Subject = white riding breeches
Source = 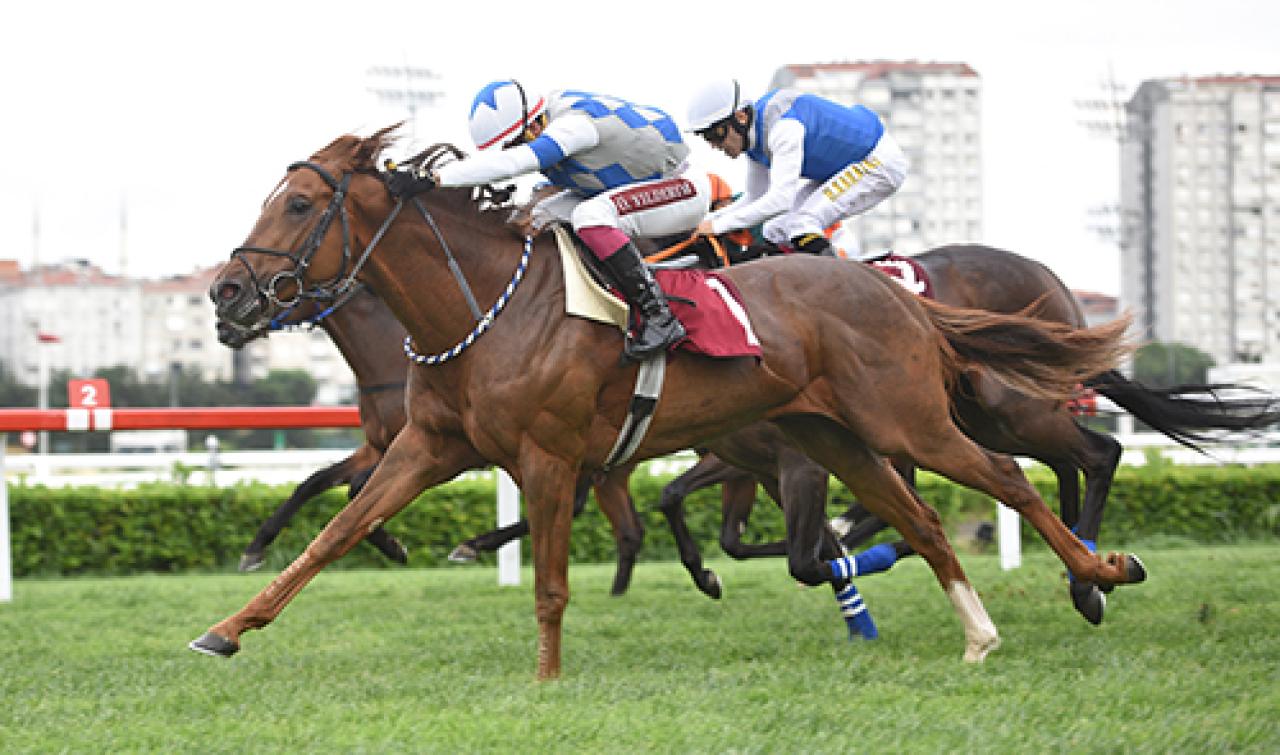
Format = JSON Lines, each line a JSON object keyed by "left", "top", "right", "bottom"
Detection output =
{"left": 761, "top": 132, "right": 910, "bottom": 246}
{"left": 538, "top": 169, "right": 713, "bottom": 240}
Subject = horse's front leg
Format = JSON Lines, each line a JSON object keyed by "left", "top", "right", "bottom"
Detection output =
{"left": 590, "top": 465, "right": 645, "bottom": 597}
{"left": 190, "top": 425, "right": 481, "bottom": 657}
{"left": 518, "top": 445, "right": 581, "bottom": 681}
{"left": 719, "top": 476, "right": 789, "bottom": 558}
{"left": 656, "top": 453, "right": 751, "bottom": 599}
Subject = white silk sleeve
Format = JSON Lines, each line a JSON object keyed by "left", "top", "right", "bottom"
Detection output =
{"left": 708, "top": 119, "right": 807, "bottom": 234}
{"left": 435, "top": 145, "right": 542, "bottom": 188}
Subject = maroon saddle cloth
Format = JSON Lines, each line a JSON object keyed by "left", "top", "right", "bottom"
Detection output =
{"left": 649, "top": 269, "right": 763, "bottom": 360}
{"left": 865, "top": 253, "right": 934, "bottom": 299}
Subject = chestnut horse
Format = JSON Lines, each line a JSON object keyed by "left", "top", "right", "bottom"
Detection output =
{"left": 641, "top": 244, "right": 1280, "bottom": 620}
{"left": 215, "top": 285, "right": 410, "bottom": 571}
{"left": 199, "top": 126, "right": 1145, "bottom": 677}
{"left": 215, "top": 285, "right": 646, "bottom": 590}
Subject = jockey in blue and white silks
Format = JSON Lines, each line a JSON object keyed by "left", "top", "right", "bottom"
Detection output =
{"left": 687, "top": 79, "right": 909, "bottom": 256}
{"left": 389, "top": 80, "right": 715, "bottom": 362}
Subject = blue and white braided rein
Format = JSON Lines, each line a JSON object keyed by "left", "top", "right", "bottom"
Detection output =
{"left": 403, "top": 235, "right": 533, "bottom": 366}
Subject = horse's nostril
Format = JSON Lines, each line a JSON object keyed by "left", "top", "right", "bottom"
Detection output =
{"left": 216, "top": 282, "right": 241, "bottom": 302}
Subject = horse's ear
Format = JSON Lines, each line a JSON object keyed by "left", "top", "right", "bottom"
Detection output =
{"left": 357, "top": 122, "right": 405, "bottom": 170}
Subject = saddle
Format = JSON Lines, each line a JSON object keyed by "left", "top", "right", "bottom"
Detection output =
{"left": 552, "top": 225, "right": 762, "bottom": 360}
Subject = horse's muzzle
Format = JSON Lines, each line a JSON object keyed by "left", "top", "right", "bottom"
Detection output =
{"left": 209, "top": 278, "right": 267, "bottom": 330}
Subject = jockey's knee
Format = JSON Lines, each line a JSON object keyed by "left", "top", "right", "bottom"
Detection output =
{"left": 761, "top": 217, "right": 790, "bottom": 247}
{"left": 569, "top": 196, "right": 621, "bottom": 232}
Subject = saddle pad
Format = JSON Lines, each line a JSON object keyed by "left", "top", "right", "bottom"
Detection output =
{"left": 553, "top": 225, "right": 628, "bottom": 330}
{"left": 555, "top": 226, "right": 761, "bottom": 359}
{"left": 867, "top": 254, "right": 934, "bottom": 299}
{"left": 655, "top": 269, "right": 763, "bottom": 359}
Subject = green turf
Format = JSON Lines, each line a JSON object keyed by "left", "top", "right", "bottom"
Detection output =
{"left": 1, "top": 544, "right": 1277, "bottom": 753}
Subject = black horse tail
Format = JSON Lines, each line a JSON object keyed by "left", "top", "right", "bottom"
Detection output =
{"left": 1086, "top": 369, "right": 1280, "bottom": 453}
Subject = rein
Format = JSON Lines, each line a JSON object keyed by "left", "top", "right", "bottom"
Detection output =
{"left": 402, "top": 234, "right": 533, "bottom": 366}
{"left": 231, "top": 157, "right": 529, "bottom": 369}
{"left": 644, "top": 233, "right": 730, "bottom": 267}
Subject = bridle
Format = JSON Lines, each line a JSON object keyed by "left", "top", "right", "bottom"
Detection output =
{"left": 229, "top": 160, "right": 383, "bottom": 310}
{"left": 227, "top": 153, "right": 530, "bottom": 366}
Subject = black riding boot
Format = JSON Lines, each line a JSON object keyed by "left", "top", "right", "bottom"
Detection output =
{"left": 601, "top": 241, "right": 686, "bottom": 362}
{"left": 792, "top": 232, "right": 836, "bottom": 257}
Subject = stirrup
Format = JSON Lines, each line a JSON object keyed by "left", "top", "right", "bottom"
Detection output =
{"left": 622, "top": 317, "right": 685, "bottom": 363}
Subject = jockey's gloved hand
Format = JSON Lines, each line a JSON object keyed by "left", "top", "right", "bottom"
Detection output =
{"left": 385, "top": 166, "right": 436, "bottom": 198}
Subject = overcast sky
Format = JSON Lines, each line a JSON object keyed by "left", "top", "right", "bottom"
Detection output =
{"left": 3, "top": 0, "right": 1277, "bottom": 296}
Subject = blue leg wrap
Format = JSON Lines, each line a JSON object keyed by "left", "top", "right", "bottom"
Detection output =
{"left": 1068, "top": 528, "right": 1098, "bottom": 583}
{"left": 836, "top": 582, "right": 878, "bottom": 640}
{"left": 828, "top": 542, "right": 900, "bottom": 580}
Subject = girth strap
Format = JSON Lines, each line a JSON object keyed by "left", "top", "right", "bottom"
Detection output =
{"left": 602, "top": 354, "right": 666, "bottom": 470}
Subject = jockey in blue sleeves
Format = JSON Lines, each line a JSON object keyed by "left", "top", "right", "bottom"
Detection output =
{"left": 387, "top": 80, "right": 714, "bottom": 362}
{"left": 687, "top": 79, "right": 909, "bottom": 256}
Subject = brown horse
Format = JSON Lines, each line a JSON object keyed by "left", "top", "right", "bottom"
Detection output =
{"left": 199, "top": 126, "right": 1145, "bottom": 678}
{"left": 215, "top": 285, "right": 410, "bottom": 571}
{"left": 216, "top": 284, "right": 649, "bottom": 592}
{"left": 643, "top": 244, "right": 1280, "bottom": 621}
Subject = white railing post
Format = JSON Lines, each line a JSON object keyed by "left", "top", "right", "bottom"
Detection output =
{"left": 1, "top": 434, "right": 11, "bottom": 602}
{"left": 997, "top": 502, "right": 1021, "bottom": 570}
{"left": 496, "top": 469, "right": 521, "bottom": 586}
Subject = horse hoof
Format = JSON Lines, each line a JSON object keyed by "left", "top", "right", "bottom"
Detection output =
{"left": 1125, "top": 554, "right": 1147, "bottom": 584}
{"left": 699, "top": 570, "right": 723, "bottom": 600}
{"left": 238, "top": 552, "right": 265, "bottom": 572}
{"left": 963, "top": 633, "right": 1001, "bottom": 663}
{"left": 188, "top": 631, "right": 239, "bottom": 658}
{"left": 448, "top": 544, "right": 478, "bottom": 563}
{"left": 1071, "top": 582, "right": 1106, "bottom": 626}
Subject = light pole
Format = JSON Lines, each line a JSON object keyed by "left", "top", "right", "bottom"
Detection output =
{"left": 35, "top": 330, "right": 60, "bottom": 457}
{"left": 366, "top": 63, "right": 444, "bottom": 139}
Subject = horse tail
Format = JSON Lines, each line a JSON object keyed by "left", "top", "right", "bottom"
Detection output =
{"left": 918, "top": 297, "right": 1133, "bottom": 402}
{"left": 1087, "top": 370, "right": 1280, "bottom": 452}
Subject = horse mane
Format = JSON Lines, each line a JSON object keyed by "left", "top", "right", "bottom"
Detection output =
{"left": 306, "top": 124, "right": 516, "bottom": 221}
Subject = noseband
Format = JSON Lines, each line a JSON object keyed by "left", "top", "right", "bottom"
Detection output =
{"left": 229, "top": 161, "right": 374, "bottom": 309}
{"left": 227, "top": 155, "right": 525, "bottom": 366}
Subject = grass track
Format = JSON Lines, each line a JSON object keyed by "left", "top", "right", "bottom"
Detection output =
{"left": 1, "top": 544, "right": 1277, "bottom": 753}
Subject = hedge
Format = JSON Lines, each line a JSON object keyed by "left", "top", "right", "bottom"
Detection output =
{"left": 7, "top": 463, "right": 1280, "bottom": 577}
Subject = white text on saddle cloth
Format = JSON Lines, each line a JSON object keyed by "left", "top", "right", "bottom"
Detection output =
{"left": 869, "top": 259, "right": 927, "bottom": 296}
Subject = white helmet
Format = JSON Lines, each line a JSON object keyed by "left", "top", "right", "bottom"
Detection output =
{"left": 686, "top": 79, "right": 746, "bottom": 132}
{"left": 467, "top": 80, "right": 546, "bottom": 151}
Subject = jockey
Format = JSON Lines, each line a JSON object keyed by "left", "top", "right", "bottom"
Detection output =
{"left": 386, "top": 80, "right": 713, "bottom": 363}
{"left": 686, "top": 79, "right": 909, "bottom": 256}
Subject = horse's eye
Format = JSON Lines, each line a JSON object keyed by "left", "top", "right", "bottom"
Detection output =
{"left": 287, "top": 196, "right": 312, "bottom": 215}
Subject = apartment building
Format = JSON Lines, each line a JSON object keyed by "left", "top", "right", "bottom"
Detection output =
{"left": 1121, "top": 75, "right": 1280, "bottom": 364}
{"left": 769, "top": 60, "right": 983, "bottom": 257}
{"left": 0, "top": 260, "right": 355, "bottom": 404}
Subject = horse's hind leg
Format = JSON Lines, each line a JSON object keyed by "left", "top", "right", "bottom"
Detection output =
{"left": 774, "top": 416, "right": 999, "bottom": 662}
{"left": 909, "top": 424, "right": 1145, "bottom": 590}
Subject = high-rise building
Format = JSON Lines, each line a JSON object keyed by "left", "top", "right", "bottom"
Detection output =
{"left": 768, "top": 60, "right": 983, "bottom": 256}
{"left": 1121, "top": 75, "right": 1280, "bottom": 364}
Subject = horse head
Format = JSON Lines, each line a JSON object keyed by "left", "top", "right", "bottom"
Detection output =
{"left": 209, "top": 125, "right": 403, "bottom": 332}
